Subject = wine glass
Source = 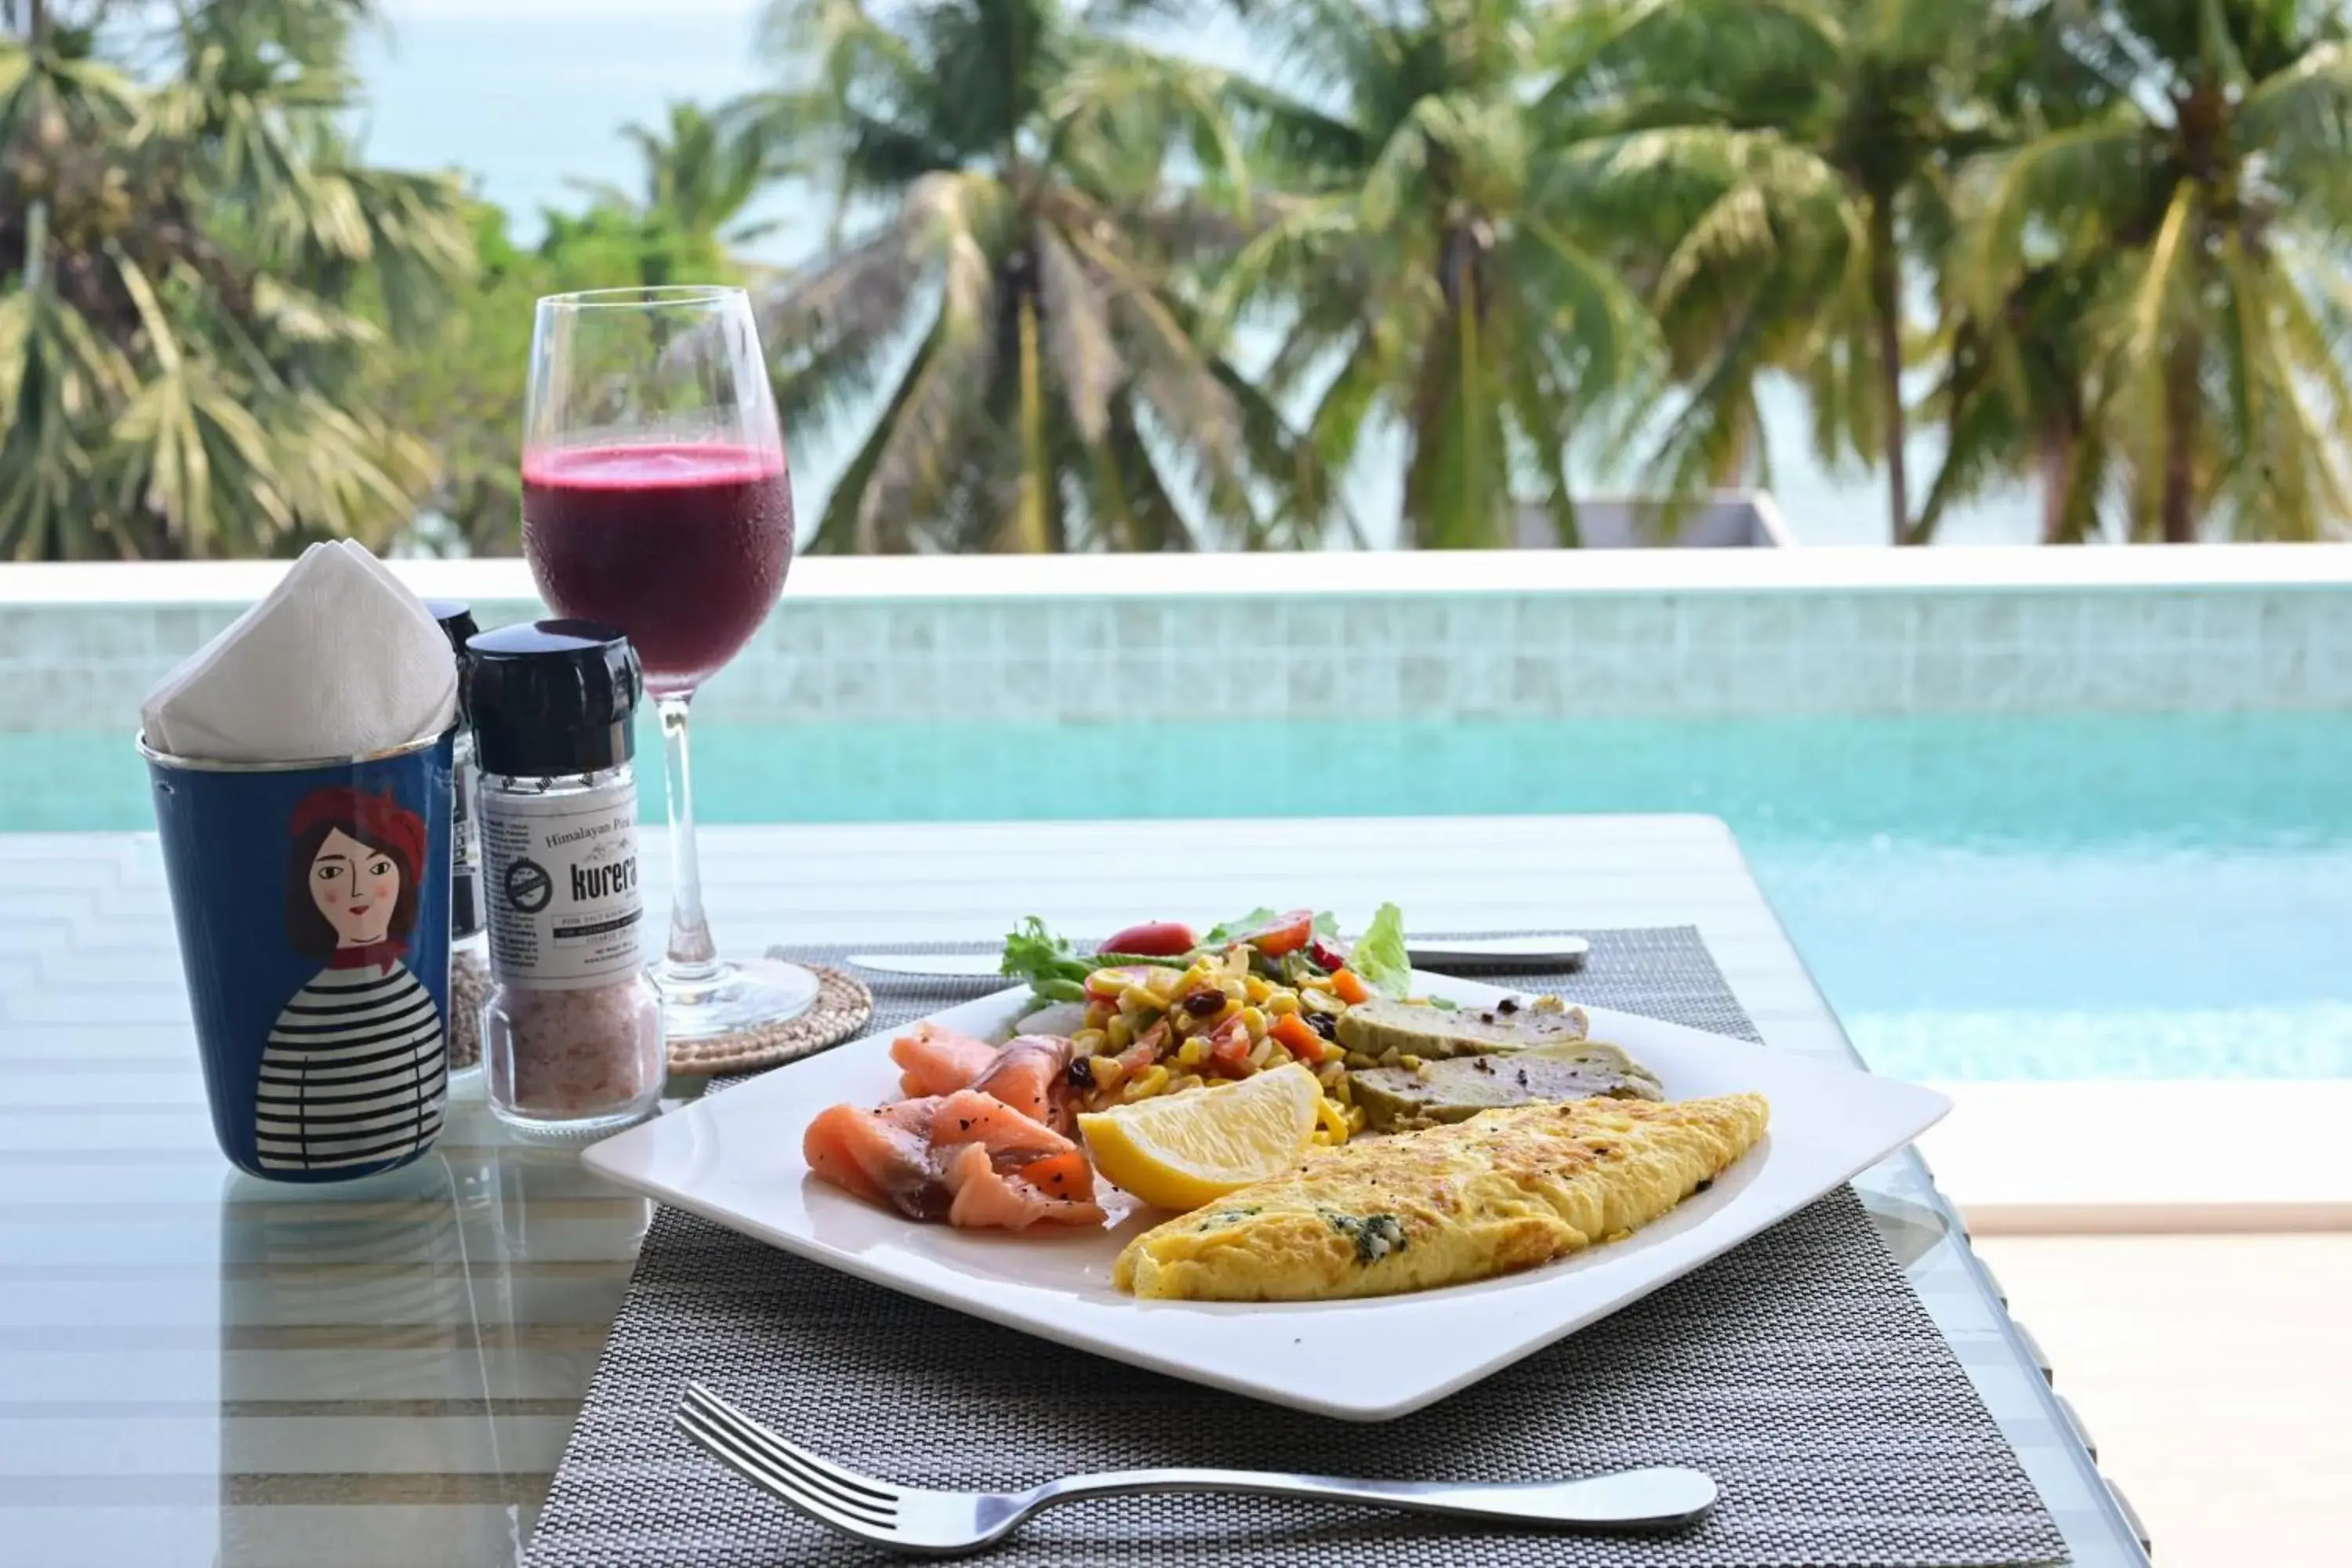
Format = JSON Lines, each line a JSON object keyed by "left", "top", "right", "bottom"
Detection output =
{"left": 521, "top": 285, "right": 817, "bottom": 1037}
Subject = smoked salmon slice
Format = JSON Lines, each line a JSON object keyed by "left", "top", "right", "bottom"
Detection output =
{"left": 970, "top": 1035, "right": 1081, "bottom": 1136}
{"left": 942, "top": 1142, "right": 1107, "bottom": 1230}
{"left": 930, "top": 1088, "right": 1075, "bottom": 1166}
{"left": 805, "top": 1038, "right": 1104, "bottom": 1231}
{"left": 802, "top": 1098, "right": 951, "bottom": 1221}
{"left": 890, "top": 1023, "right": 1001, "bottom": 1098}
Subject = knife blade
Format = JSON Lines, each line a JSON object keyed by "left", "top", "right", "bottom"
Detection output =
{"left": 848, "top": 935, "right": 1589, "bottom": 979}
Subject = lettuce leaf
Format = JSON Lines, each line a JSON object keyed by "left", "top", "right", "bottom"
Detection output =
{"left": 1203, "top": 908, "right": 1279, "bottom": 945}
{"left": 1000, "top": 916, "right": 1091, "bottom": 1002}
{"left": 1349, "top": 902, "right": 1412, "bottom": 997}
{"left": 1203, "top": 907, "right": 1341, "bottom": 946}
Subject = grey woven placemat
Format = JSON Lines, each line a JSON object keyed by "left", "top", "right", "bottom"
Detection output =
{"left": 529, "top": 928, "right": 2065, "bottom": 1568}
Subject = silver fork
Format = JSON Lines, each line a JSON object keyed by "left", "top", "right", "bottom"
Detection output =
{"left": 676, "top": 1381, "right": 1717, "bottom": 1557}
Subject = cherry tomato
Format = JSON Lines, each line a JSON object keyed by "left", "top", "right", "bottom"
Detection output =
{"left": 1240, "top": 909, "right": 1315, "bottom": 957}
{"left": 1099, "top": 920, "right": 1198, "bottom": 956}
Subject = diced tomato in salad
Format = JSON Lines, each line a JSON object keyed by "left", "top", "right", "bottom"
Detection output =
{"left": 1116, "top": 1018, "right": 1172, "bottom": 1076}
{"left": 1206, "top": 1015, "right": 1254, "bottom": 1075}
{"left": 1239, "top": 909, "right": 1316, "bottom": 957}
{"left": 1098, "top": 920, "right": 1197, "bottom": 957}
{"left": 1306, "top": 936, "right": 1351, "bottom": 973}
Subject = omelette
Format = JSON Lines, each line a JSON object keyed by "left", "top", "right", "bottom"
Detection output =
{"left": 1112, "top": 1094, "right": 1768, "bottom": 1301}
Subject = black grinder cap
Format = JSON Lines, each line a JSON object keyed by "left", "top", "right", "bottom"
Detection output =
{"left": 464, "top": 619, "right": 641, "bottom": 778}
{"left": 423, "top": 599, "right": 481, "bottom": 724}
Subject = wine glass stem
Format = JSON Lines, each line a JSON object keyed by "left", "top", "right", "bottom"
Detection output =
{"left": 655, "top": 692, "right": 720, "bottom": 982}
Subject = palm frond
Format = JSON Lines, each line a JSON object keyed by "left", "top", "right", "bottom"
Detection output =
{"left": 806, "top": 332, "right": 932, "bottom": 554}
{"left": 1958, "top": 111, "right": 2154, "bottom": 309}
{"left": 762, "top": 0, "right": 930, "bottom": 101}
{"left": 262, "top": 390, "right": 429, "bottom": 548}
{"left": 1033, "top": 220, "right": 1123, "bottom": 446}
{"left": 2114, "top": 182, "right": 2198, "bottom": 401}
{"left": 757, "top": 175, "right": 987, "bottom": 442}
{"left": 849, "top": 172, "right": 1008, "bottom": 549}
{"left": 2210, "top": 232, "right": 2351, "bottom": 539}
{"left": 1051, "top": 42, "right": 1254, "bottom": 205}
{"left": 2241, "top": 40, "right": 2352, "bottom": 225}
{"left": 1098, "top": 396, "right": 1199, "bottom": 551}
{"left": 1204, "top": 194, "right": 1363, "bottom": 333}
{"left": 1640, "top": 295, "right": 1776, "bottom": 498}
{"left": 336, "top": 165, "right": 474, "bottom": 335}
{"left": 1512, "top": 217, "right": 1661, "bottom": 405}
{"left": 1058, "top": 218, "right": 1243, "bottom": 469}
{"left": 0, "top": 292, "right": 120, "bottom": 559}
{"left": 1356, "top": 116, "right": 1430, "bottom": 234}
{"left": 1215, "top": 361, "right": 1353, "bottom": 548}
{"left": 1303, "top": 322, "right": 1390, "bottom": 478}
{"left": 760, "top": 213, "right": 929, "bottom": 351}
{"left": 1501, "top": 322, "right": 1582, "bottom": 546}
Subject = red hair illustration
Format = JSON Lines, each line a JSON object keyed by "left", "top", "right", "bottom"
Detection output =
{"left": 285, "top": 786, "right": 428, "bottom": 963}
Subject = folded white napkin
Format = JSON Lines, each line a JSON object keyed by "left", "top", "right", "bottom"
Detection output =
{"left": 141, "top": 541, "right": 461, "bottom": 763}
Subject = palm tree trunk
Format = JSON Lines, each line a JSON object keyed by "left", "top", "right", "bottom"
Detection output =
{"left": 2038, "top": 427, "right": 2074, "bottom": 544}
{"left": 2160, "top": 332, "right": 2198, "bottom": 543}
{"left": 23, "top": 0, "right": 45, "bottom": 294}
{"left": 1867, "top": 194, "right": 1911, "bottom": 546}
{"left": 1011, "top": 295, "right": 1051, "bottom": 554}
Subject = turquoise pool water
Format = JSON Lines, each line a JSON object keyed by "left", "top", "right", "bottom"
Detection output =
{"left": 20, "top": 713, "right": 2350, "bottom": 1080}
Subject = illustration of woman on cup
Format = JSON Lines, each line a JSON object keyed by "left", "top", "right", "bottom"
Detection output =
{"left": 254, "top": 786, "right": 448, "bottom": 1172}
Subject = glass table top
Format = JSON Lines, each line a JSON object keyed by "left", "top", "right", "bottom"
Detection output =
{"left": 0, "top": 821, "right": 2148, "bottom": 1566}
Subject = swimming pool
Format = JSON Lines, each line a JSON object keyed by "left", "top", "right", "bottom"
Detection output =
{"left": 18, "top": 711, "right": 2348, "bottom": 1081}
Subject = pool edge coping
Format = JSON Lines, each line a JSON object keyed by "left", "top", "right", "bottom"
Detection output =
{"left": 9, "top": 542, "right": 2352, "bottom": 605}
{"left": 1926, "top": 1080, "right": 2352, "bottom": 1230}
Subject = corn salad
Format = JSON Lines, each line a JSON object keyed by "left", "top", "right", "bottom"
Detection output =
{"left": 1069, "top": 946, "right": 1367, "bottom": 1144}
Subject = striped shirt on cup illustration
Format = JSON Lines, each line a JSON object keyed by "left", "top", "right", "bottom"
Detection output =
{"left": 256, "top": 786, "right": 448, "bottom": 1171}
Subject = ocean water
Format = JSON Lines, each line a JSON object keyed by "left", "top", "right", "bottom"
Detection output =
{"left": 31, "top": 711, "right": 2352, "bottom": 1080}
{"left": 354, "top": 2, "right": 2042, "bottom": 547}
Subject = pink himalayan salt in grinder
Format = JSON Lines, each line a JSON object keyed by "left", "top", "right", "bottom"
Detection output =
{"left": 464, "top": 619, "right": 665, "bottom": 1134}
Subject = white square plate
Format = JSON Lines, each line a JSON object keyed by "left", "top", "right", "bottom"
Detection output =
{"left": 583, "top": 975, "right": 1950, "bottom": 1421}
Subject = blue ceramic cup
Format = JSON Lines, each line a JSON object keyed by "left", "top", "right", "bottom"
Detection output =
{"left": 143, "top": 731, "right": 456, "bottom": 1181}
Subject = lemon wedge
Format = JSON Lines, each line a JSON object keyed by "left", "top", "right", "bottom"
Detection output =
{"left": 1078, "top": 1064, "right": 1322, "bottom": 1210}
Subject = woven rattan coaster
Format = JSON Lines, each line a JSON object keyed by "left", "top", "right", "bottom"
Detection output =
{"left": 665, "top": 964, "right": 874, "bottom": 1076}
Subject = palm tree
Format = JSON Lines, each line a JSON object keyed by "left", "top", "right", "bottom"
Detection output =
{"left": 1915, "top": 258, "right": 2114, "bottom": 543}
{"left": 1558, "top": 0, "right": 1997, "bottom": 543}
{"left": 1210, "top": 0, "right": 1659, "bottom": 548}
{"left": 1911, "top": 8, "right": 2122, "bottom": 544}
{"left": 741, "top": 0, "right": 1339, "bottom": 554}
{"left": 0, "top": 0, "right": 474, "bottom": 559}
{"left": 571, "top": 101, "right": 779, "bottom": 282}
{"left": 1958, "top": 0, "right": 2352, "bottom": 542}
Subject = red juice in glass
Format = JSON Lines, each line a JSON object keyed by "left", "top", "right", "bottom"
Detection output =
{"left": 521, "top": 443, "right": 793, "bottom": 693}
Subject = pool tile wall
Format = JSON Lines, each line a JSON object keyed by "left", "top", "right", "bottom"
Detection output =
{"left": 1, "top": 572, "right": 2346, "bottom": 732}
{"left": 702, "top": 588, "right": 2346, "bottom": 723}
